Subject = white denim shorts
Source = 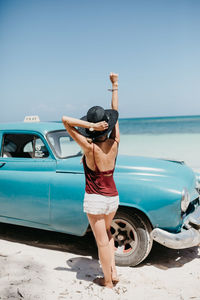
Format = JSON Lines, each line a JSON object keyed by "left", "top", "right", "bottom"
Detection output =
{"left": 83, "top": 192, "right": 119, "bottom": 215}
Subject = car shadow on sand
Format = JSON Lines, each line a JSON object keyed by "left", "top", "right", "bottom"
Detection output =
{"left": 0, "top": 222, "right": 98, "bottom": 259}
{"left": 0, "top": 222, "right": 199, "bottom": 271}
{"left": 139, "top": 241, "right": 200, "bottom": 270}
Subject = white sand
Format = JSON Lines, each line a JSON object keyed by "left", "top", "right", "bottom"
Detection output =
{"left": 0, "top": 228, "right": 200, "bottom": 300}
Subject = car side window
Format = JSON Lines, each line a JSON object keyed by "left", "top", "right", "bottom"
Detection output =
{"left": 2, "top": 139, "right": 17, "bottom": 158}
{"left": 1, "top": 134, "right": 49, "bottom": 159}
{"left": 47, "top": 130, "right": 82, "bottom": 158}
{"left": 59, "top": 136, "right": 81, "bottom": 157}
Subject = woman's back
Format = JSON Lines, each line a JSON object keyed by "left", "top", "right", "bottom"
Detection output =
{"left": 84, "top": 139, "right": 118, "bottom": 172}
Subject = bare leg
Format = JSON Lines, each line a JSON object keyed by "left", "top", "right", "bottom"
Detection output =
{"left": 87, "top": 213, "right": 113, "bottom": 288}
{"left": 105, "top": 211, "right": 119, "bottom": 284}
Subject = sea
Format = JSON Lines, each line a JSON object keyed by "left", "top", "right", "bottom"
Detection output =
{"left": 118, "top": 115, "right": 200, "bottom": 172}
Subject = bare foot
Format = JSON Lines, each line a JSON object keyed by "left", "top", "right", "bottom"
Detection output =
{"left": 93, "top": 277, "right": 113, "bottom": 289}
{"left": 111, "top": 268, "right": 119, "bottom": 285}
{"left": 112, "top": 278, "right": 119, "bottom": 286}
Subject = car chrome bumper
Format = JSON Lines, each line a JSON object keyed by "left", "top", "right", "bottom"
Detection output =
{"left": 151, "top": 205, "right": 200, "bottom": 249}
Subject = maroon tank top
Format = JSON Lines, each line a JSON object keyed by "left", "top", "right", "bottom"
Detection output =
{"left": 83, "top": 143, "right": 118, "bottom": 197}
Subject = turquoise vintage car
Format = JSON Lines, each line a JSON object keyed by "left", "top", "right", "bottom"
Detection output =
{"left": 0, "top": 121, "right": 200, "bottom": 266}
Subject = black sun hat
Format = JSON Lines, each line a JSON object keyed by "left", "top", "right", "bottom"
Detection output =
{"left": 77, "top": 106, "right": 118, "bottom": 140}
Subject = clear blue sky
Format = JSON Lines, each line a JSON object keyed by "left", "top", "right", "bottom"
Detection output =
{"left": 0, "top": 0, "right": 200, "bottom": 122}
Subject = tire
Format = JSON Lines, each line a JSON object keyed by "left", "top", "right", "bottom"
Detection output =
{"left": 111, "top": 209, "right": 153, "bottom": 267}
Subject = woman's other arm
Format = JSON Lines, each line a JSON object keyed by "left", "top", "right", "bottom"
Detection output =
{"left": 109, "top": 72, "right": 120, "bottom": 143}
{"left": 62, "top": 116, "right": 108, "bottom": 152}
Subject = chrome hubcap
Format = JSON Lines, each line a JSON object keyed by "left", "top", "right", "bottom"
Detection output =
{"left": 111, "top": 218, "right": 138, "bottom": 256}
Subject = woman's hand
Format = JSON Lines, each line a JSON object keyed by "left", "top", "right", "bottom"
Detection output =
{"left": 93, "top": 121, "right": 108, "bottom": 131}
{"left": 110, "top": 72, "right": 118, "bottom": 86}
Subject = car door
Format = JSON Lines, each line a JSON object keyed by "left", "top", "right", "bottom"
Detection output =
{"left": 0, "top": 131, "right": 56, "bottom": 225}
{"left": 46, "top": 130, "right": 88, "bottom": 236}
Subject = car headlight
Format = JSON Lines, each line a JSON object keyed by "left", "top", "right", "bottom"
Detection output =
{"left": 196, "top": 175, "right": 200, "bottom": 189}
{"left": 181, "top": 188, "right": 190, "bottom": 213}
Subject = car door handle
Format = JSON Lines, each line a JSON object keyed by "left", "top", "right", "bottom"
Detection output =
{"left": 0, "top": 163, "right": 6, "bottom": 168}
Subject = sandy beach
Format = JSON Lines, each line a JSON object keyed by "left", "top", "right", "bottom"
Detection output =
{"left": 0, "top": 223, "right": 200, "bottom": 300}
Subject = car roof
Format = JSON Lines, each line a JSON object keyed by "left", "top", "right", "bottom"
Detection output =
{"left": 0, "top": 122, "right": 66, "bottom": 135}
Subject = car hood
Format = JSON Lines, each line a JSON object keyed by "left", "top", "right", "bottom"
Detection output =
{"left": 116, "top": 155, "right": 190, "bottom": 177}
{"left": 56, "top": 154, "right": 197, "bottom": 196}
{"left": 115, "top": 155, "right": 197, "bottom": 199}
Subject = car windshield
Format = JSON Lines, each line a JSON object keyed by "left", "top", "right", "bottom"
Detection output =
{"left": 47, "top": 130, "right": 82, "bottom": 158}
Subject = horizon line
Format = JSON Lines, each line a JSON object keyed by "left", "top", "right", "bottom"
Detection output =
{"left": 119, "top": 114, "right": 200, "bottom": 121}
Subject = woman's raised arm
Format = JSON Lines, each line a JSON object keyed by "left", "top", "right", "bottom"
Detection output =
{"left": 109, "top": 73, "right": 120, "bottom": 143}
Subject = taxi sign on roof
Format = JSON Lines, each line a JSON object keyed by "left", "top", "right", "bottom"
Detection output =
{"left": 24, "top": 115, "right": 40, "bottom": 123}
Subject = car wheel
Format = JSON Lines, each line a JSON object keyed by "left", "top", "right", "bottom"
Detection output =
{"left": 111, "top": 210, "right": 153, "bottom": 267}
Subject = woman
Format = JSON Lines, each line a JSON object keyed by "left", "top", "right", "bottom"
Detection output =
{"left": 62, "top": 73, "right": 119, "bottom": 289}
